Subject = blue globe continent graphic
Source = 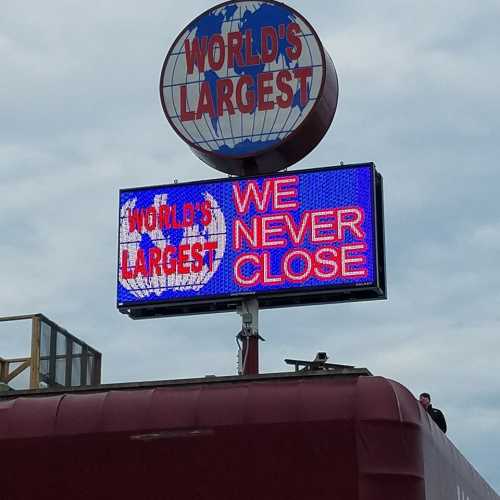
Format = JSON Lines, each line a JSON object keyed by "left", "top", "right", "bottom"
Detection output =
{"left": 189, "top": 2, "right": 312, "bottom": 156}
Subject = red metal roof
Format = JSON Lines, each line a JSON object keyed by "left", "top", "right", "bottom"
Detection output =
{"left": 0, "top": 372, "right": 497, "bottom": 500}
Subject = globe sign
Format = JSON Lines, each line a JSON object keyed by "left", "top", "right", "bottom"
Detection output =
{"left": 159, "top": 0, "right": 339, "bottom": 176}
{"left": 119, "top": 190, "right": 226, "bottom": 299}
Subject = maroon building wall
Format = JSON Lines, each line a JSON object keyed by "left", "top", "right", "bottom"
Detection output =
{"left": 0, "top": 373, "right": 497, "bottom": 500}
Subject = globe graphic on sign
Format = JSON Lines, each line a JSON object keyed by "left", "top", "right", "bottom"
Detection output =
{"left": 161, "top": 0, "right": 325, "bottom": 161}
{"left": 118, "top": 191, "right": 226, "bottom": 299}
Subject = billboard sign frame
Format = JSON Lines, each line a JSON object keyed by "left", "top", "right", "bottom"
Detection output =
{"left": 117, "top": 163, "right": 386, "bottom": 319}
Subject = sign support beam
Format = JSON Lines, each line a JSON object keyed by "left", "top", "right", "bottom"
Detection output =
{"left": 237, "top": 298, "right": 263, "bottom": 376}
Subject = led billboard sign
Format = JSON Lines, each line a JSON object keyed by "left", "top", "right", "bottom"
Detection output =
{"left": 159, "top": 0, "right": 338, "bottom": 176}
{"left": 117, "top": 164, "right": 385, "bottom": 319}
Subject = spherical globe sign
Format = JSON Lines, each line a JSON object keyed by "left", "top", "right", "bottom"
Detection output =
{"left": 159, "top": 0, "right": 338, "bottom": 176}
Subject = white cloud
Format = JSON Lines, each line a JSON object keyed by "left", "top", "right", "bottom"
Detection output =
{"left": 1, "top": 0, "right": 499, "bottom": 491}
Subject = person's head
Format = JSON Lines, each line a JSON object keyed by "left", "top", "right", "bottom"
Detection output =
{"left": 419, "top": 392, "right": 431, "bottom": 409}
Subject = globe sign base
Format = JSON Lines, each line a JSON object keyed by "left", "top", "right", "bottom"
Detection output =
{"left": 160, "top": 0, "right": 339, "bottom": 176}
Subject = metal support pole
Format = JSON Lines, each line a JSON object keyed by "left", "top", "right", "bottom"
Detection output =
{"left": 236, "top": 298, "right": 263, "bottom": 376}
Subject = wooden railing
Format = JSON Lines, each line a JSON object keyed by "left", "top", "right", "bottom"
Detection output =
{"left": 1, "top": 313, "right": 101, "bottom": 391}
{"left": 0, "top": 356, "right": 31, "bottom": 386}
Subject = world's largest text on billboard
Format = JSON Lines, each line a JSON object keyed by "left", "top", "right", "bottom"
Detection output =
{"left": 117, "top": 165, "right": 385, "bottom": 318}
{"left": 160, "top": 0, "right": 338, "bottom": 175}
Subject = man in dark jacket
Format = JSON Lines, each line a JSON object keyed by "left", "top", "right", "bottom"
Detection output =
{"left": 419, "top": 392, "right": 447, "bottom": 433}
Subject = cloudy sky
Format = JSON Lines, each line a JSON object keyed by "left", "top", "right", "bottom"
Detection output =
{"left": 1, "top": 0, "right": 499, "bottom": 491}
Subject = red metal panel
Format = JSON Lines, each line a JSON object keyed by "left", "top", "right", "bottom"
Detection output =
{"left": 246, "top": 379, "right": 305, "bottom": 424}
{"left": 99, "top": 389, "right": 154, "bottom": 433}
{"left": 298, "top": 376, "right": 359, "bottom": 422}
{"left": 55, "top": 392, "right": 107, "bottom": 436}
{"left": 194, "top": 382, "right": 247, "bottom": 427}
{"left": 0, "top": 395, "right": 63, "bottom": 439}
{"left": 0, "top": 398, "right": 15, "bottom": 437}
{"left": 356, "top": 377, "right": 425, "bottom": 500}
{"left": 0, "top": 374, "right": 497, "bottom": 500}
{"left": 420, "top": 403, "right": 498, "bottom": 500}
{"left": 146, "top": 384, "right": 202, "bottom": 429}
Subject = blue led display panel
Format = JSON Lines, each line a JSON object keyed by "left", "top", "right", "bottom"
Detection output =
{"left": 117, "top": 163, "right": 385, "bottom": 318}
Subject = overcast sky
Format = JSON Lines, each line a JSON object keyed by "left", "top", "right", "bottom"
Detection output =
{"left": 1, "top": 0, "right": 499, "bottom": 491}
